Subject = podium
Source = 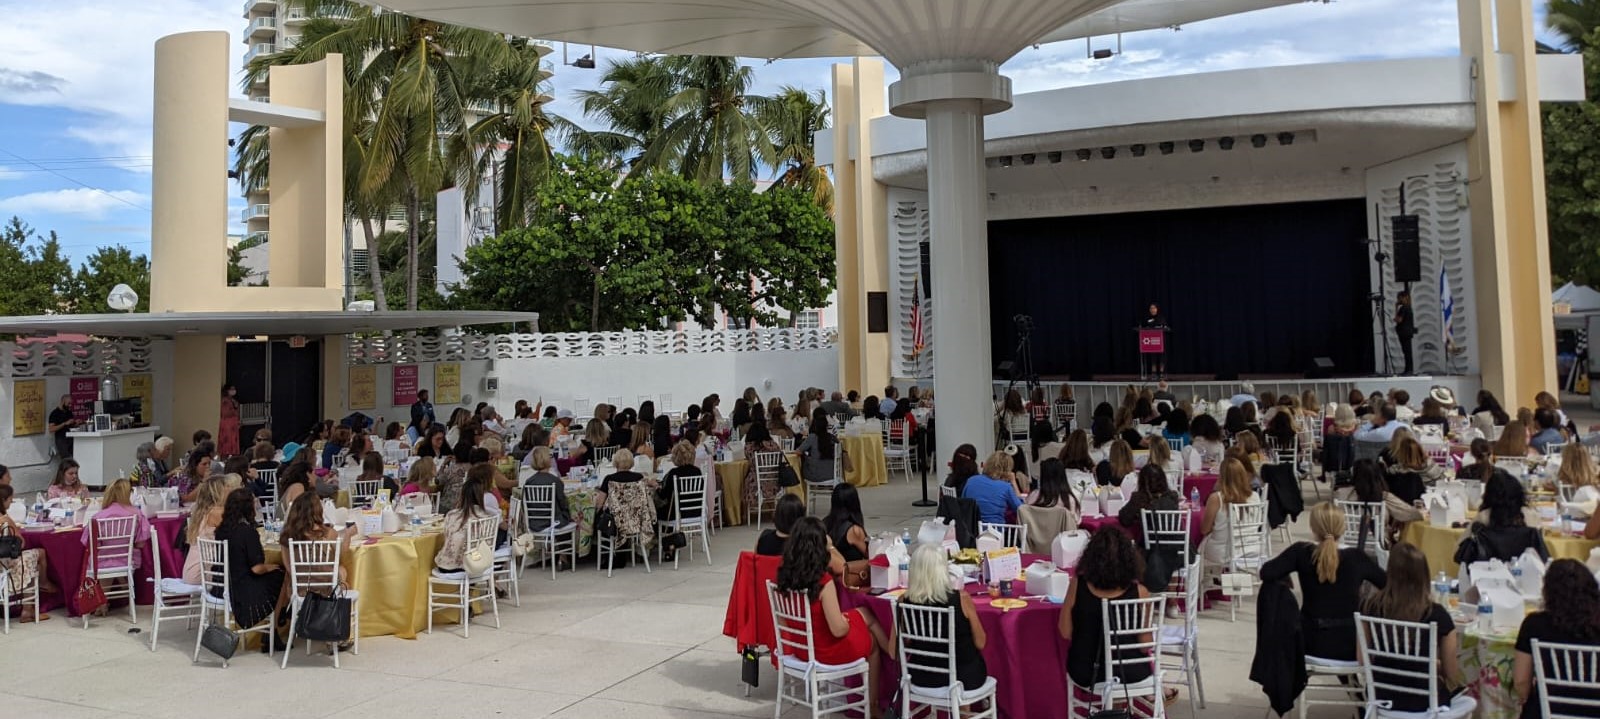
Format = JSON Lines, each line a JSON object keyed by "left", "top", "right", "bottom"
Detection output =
{"left": 1138, "top": 327, "right": 1167, "bottom": 380}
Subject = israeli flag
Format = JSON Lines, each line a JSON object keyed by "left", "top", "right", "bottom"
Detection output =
{"left": 1440, "top": 267, "right": 1454, "bottom": 350}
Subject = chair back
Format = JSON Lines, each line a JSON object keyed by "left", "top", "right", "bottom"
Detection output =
{"left": 1052, "top": 400, "right": 1076, "bottom": 429}
{"left": 574, "top": 397, "right": 592, "bottom": 416}
{"left": 1266, "top": 436, "right": 1298, "bottom": 465}
{"left": 767, "top": 581, "right": 820, "bottom": 665}
{"left": 894, "top": 602, "right": 960, "bottom": 690}
{"left": 257, "top": 467, "right": 278, "bottom": 495}
{"left": 592, "top": 445, "right": 620, "bottom": 465}
{"left": 196, "top": 537, "right": 230, "bottom": 607}
{"left": 940, "top": 485, "right": 957, "bottom": 499}
{"left": 658, "top": 394, "right": 673, "bottom": 413}
{"left": 1174, "top": 557, "right": 1203, "bottom": 636}
{"left": 349, "top": 478, "right": 382, "bottom": 506}
{"left": 285, "top": 539, "right": 343, "bottom": 596}
{"left": 1493, "top": 457, "right": 1527, "bottom": 480}
{"left": 1100, "top": 596, "right": 1165, "bottom": 686}
{"left": 1226, "top": 501, "right": 1270, "bottom": 566}
{"left": 1555, "top": 482, "right": 1578, "bottom": 507}
{"left": 754, "top": 450, "right": 784, "bottom": 479}
{"left": 1335, "top": 500, "right": 1387, "bottom": 550}
{"left": 92, "top": 514, "right": 139, "bottom": 570}
{"left": 977, "top": 521, "right": 1027, "bottom": 550}
{"left": 522, "top": 483, "right": 561, "bottom": 530}
{"left": 1425, "top": 444, "right": 1452, "bottom": 469}
{"left": 382, "top": 448, "right": 408, "bottom": 464}
{"left": 1356, "top": 614, "right": 1441, "bottom": 712}
{"left": 466, "top": 513, "right": 499, "bottom": 557}
{"left": 1140, "top": 509, "right": 1192, "bottom": 563}
{"left": 779, "top": 436, "right": 796, "bottom": 452}
{"left": 1531, "top": 639, "right": 1600, "bottom": 719}
{"left": 1166, "top": 437, "right": 1186, "bottom": 452}
{"left": 669, "top": 473, "right": 708, "bottom": 526}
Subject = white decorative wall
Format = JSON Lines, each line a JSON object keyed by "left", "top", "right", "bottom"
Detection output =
{"left": 888, "top": 187, "right": 933, "bottom": 380}
{"left": 1364, "top": 143, "right": 1477, "bottom": 376}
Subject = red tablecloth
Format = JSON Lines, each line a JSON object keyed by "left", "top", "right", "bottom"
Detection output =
{"left": 1180, "top": 474, "right": 1218, "bottom": 505}
{"left": 1077, "top": 507, "right": 1204, "bottom": 545}
{"left": 21, "top": 514, "right": 187, "bottom": 616}
{"left": 857, "top": 554, "right": 1071, "bottom": 719}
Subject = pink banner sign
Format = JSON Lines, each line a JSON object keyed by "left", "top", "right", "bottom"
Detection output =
{"left": 1138, "top": 329, "right": 1166, "bottom": 355}
{"left": 392, "top": 365, "right": 419, "bottom": 406}
{"left": 69, "top": 376, "right": 100, "bottom": 421}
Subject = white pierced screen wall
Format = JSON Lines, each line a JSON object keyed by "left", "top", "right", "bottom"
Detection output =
{"left": 1373, "top": 162, "right": 1470, "bottom": 376}
{"left": 891, "top": 192, "right": 933, "bottom": 379}
{"left": 1, "top": 339, "right": 157, "bottom": 378}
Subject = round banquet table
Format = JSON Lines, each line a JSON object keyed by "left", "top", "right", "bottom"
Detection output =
{"left": 1460, "top": 627, "right": 1519, "bottom": 719}
{"left": 839, "top": 433, "right": 888, "bottom": 488}
{"left": 263, "top": 528, "right": 447, "bottom": 639}
{"left": 1179, "top": 474, "right": 1218, "bottom": 505}
{"left": 1399, "top": 520, "right": 1598, "bottom": 577}
{"left": 858, "top": 555, "right": 1071, "bottom": 719}
{"left": 1078, "top": 507, "right": 1205, "bottom": 545}
{"left": 713, "top": 453, "right": 802, "bottom": 527}
{"left": 22, "top": 514, "right": 187, "bottom": 616}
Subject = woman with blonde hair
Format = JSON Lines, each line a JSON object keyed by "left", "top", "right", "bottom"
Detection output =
{"left": 1199, "top": 458, "right": 1263, "bottom": 567}
{"left": 399, "top": 457, "right": 436, "bottom": 497}
{"left": 1096, "top": 439, "right": 1137, "bottom": 489}
{"left": 981, "top": 449, "right": 1027, "bottom": 498}
{"left": 1387, "top": 433, "right": 1447, "bottom": 495}
{"left": 82, "top": 478, "right": 151, "bottom": 573}
{"left": 891, "top": 544, "right": 988, "bottom": 692}
{"left": 1300, "top": 390, "right": 1322, "bottom": 420}
{"left": 1557, "top": 442, "right": 1600, "bottom": 510}
{"left": 1492, "top": 420, "right": 1533, "bottom": 459}
{"left": 1260, "top": 502, "right": 1387, "bottom": 660}
{"left": 1145, "top": 437, "right": 1180, "bottom": 475}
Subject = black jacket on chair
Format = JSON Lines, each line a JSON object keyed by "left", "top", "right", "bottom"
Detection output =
{"left": 1263, "top": 463, "right": 1303, "bottom": 528}
{"left": 937, "top": 495, "right": 979, "bottom": 549}
{"left": 1250, "top": 579, "right": 1307, "bottom": 717}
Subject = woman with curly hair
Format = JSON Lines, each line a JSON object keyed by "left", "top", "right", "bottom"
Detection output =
{"left": 774, "top": 517, "right": 888, "bottom": 706}
{"left": 1512, "top": 558, "right": 1600, "bottom": 719}
{"left": 1059, "top": 528, "right": 1170, "bottom": 700}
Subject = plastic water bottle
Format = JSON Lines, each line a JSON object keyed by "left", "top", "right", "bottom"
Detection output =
{"left": 1189, "top": 487, "right": 1201, "bottom": 507}
{"left": 64, "top": 506, "right": 75, "bottom": 527}
{"left": 901, "top": 527, "right": 912, "bottom": 546}
{"left": 32, "top": 493, "right": 44, "bottom": 523}
{"left": 1562, "top": 512, "right": 1576, "bottom": 535}
{"left": 1477, "top": 601, "right": 1495, "bottom": 633}
{"left": 1432, "top": 572, "right": 1450, "bottom": 605}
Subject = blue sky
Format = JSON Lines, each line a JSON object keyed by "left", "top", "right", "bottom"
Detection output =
{"left": 0, "top": 0, "right": 1559, "bottom": 265}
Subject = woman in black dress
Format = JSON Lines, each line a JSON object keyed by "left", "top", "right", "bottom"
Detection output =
{"left": 1059, "top": 528, "right": 1162, "bottom": 693}
{"left": 211, "top": 487, "right": 285, "bottom": 632}
{"left": 825, "top": 483, "right": 869, "bottom": 563}
{"left": 1260, "top": 502, "right": 1386, "bottom": 660}
{"left": 893, "top": 544, "right": 989, "bottom": 692}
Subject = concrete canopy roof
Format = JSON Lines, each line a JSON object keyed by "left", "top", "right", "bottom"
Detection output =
{"left": 0, "top": 311, "right": 538, "bottom": 338}
{"left": 369, "top": 0, "right": 1302, "bottom": 64}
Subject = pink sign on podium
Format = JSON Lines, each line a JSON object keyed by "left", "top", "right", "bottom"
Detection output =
{"left": 1138, "top": 329, "right": 1166, "bottom": 354}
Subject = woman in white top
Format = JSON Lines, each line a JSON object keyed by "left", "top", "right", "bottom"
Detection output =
{"left": 1199, "top": 458, "right": 1265, "bottom": 567}
{"left": 1557, "top": 442, "right": 1600, "bottom": 513}
{"left": 1058, "top": 430, "right": 1098, "bottom": 499}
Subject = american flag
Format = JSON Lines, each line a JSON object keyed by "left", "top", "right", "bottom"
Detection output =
{"left": 910, "top": 275, "right": 925, "bottom": 357}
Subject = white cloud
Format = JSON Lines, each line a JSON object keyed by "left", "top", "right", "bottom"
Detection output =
{"left": 0, "top": 1, "right": 242, "bottom": 165}
{"left": 0, "top": 166, "right": 23, "bottom": 181}
{"left": 0, "top": 188, "right": 149, "bottom": 220}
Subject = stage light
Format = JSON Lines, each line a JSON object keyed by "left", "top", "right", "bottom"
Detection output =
{"left": 1188, "top": 139, "right": 1205, "bottom": 153}
{"left": 1075, "top": 149, "right": 1092, "bottom": 162}
{"left": 1251, "top": 134, "right": 1268, "bottom": 148}
{"left": 1100, "top": 147, "right": 1116, "bottom": 160}
{"left": 999, "top": 155, "right": 1013, "bottom": 167}
{"left": 1020, "top": 153, "right": 1036, "bottom": 165}
{"left": 1159, "top": 141, "right": 1175, "bottom": 155}
{"left": 1278, "top": 132, "right": 1295, "bottom": 146}
{"left": 1130, "top": 144, "right": 1146, "bottom": 157}
{"left": 1218, "top": 137, "right": 1235, "bottom": 151}
{"left": 1046, "top": 151, "right": 1062, "bottom": 163}
{"left": 1091, "top": 48, "right": 1113, "bottom": 60}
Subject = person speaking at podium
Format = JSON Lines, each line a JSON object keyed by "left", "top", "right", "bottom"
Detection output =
{"left": 1140, "top": 303, "right": 1168, "bottom": 379}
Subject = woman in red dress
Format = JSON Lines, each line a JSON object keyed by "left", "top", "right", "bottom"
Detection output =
{"left": 218, "top": 384, "right": 241, "bottom": 457}
{"left": 775, "top": 517, "right": 889, "bottom": 711}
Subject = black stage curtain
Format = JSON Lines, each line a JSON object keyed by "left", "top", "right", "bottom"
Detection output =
{"left": 988, "top": 199, "right": 1374, "bottom": 378}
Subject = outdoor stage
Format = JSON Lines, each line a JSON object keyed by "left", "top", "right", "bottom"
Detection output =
{"left": 990, "top": 375, "right": 1482, "bottom": 415}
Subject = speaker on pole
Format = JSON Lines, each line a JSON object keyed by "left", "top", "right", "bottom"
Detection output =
{"left": 1392, "top": 215, "right": 1421, "bottom": 283}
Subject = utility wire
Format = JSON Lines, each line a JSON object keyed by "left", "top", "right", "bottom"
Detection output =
{"left": 0, "top": 148, "right": 151, "bottom": 212}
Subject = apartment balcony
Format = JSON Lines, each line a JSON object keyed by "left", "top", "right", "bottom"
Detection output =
{"left": 242, "top": 231, "right": 269, "bottom": 246}
{"left": 283, "top": 7, "right": 309, "bottom": 23}
{"left": 242, "top": 0, "right": 276, "bottom": 18}
{"left": 248, "top": 94, "right": 270, "bottom": 103}
{"left": 244, "top": 43, "right": 277, "bottom": 64}
{"left": 242, "top": 204, "right": 270, "bottom": 222}
{"left": 247, "top": 16, "right": 276, "bottom": 38}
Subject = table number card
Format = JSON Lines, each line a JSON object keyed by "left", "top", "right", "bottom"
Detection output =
{"left": 984, "top": 547, "right": 1023, "bottom": 583}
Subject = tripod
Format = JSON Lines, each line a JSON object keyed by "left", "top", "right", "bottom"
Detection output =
{"left": 995, "top": 315, "right": 1040, "bottom": 448}
{"left": 1366, "top": 202, "right": 1395, "bottom": 376}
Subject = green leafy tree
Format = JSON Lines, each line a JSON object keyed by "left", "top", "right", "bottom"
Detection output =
{"left": 1544, "top": 29, "right": 1600, "bottom": 286}
{"left": 755, "top": 86, "right": 834, "bottom": 212}
{"left": 451, "top": 39, "right": 558, "bottom": 232}
{"left": 0, "top": 217, "right": 73, "bottom": 316}
{"left": 699, "top": 184, "right": 835, "bottom": 326}
{"left": 651, "top": 56, "right": 774, "bottom": 183}
{"left": 1549, "top": 0, "right": 1600, "bottom": 52}
{"left": 65, "top": 245, "right": 151, "bottom": 312}
{"left": 565, "top": 56, "right": 675, "bottom": 169}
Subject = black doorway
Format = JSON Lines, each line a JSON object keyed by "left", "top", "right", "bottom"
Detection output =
{"left": 271, "top": 339, "right": 322, "bottom": 447}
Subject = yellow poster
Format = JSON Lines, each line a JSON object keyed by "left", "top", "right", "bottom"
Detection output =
{"left": 435, "top": 363, "right": 461, "bottom": 405}
{"left": 13, "top": 379, "right": 46, "bottom": 436}
{"left": 349, "top": 365, "right": 377, "bottom": 409}
{"left": 122, "top": 373, "right": 153, "bottom": 419}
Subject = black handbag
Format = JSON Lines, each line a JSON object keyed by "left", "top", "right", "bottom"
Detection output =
{"left": 596, "top": 508, "right": 618, "bottom": 538}
{"left": 201, "top": 624, "right": 239, "bottom": 660}
{"left": 0, "top": 524, "right": 21, "bottom": 560}
{"left": 1086, "top": 645, "right": 1137, "bottom": 719}
{"left": 294, "top": 589, "right": 352, "bottom": 642}
{"left": 776, "top": 463, "right": 801, "bottom": 488}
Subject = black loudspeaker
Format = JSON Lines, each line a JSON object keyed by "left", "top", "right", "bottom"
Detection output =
{"left": 867, "top": 292, "right": 888, "bottom": 333}
{"left": 1214, "top": 371, "right": 1238, "bottom": 381}
{"left": 1306, "top": 356, "right": 1336, "bottom": 379}
{"left": 1392, "top": 215, "right": 1421, "bottom": 283}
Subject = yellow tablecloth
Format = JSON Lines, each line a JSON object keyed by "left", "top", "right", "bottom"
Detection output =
{"left": 715, "top": 453, "right": 802, "bottom": 527}
{"left": 265, "top": 530, "right": 449, "bottom": 640}
{"left": 841, "top": 433, "right": 888, "bottom": 488}
{"left": 1400, "top": 520, "right": 1599, "bottom": 576}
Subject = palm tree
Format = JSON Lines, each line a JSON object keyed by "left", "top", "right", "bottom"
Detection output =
{"left": 755, "top": 86, "right": 833, "bottom": 212}
{"left": 649, "top": 56, "right": 774, "bottom": 183}
{"left": 1548, "top": 0, "right": 1600, "bottom": 52}
{"left": 242, "top": 0, "right": 514, "bottom": 310}
{"left": 565, "top": 56, "right": 677, "bottom": 169}
{"left": 450, "top": 39, "right": 558, "bottom": 233}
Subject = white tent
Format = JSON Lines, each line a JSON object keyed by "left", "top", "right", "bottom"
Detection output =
{"left": 1553, "top": 282, "right": 1600, "bottom": 329}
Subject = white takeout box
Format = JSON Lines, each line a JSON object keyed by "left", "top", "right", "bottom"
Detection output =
{"left": 974, "top": 529, "right": 1003, "bottom": 556}
{"left": 1025, "top": 560, "right": 1071, "bottom": 599}
{"left": 1052, "top": 531, "right": 1089, "bottom": 570}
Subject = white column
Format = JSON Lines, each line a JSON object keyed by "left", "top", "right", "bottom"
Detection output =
{"left": 924, "top": 100, "right": 996, "bottom": 457}
{"left": 889, "top": 61, "right": 1012, "bottom": 459}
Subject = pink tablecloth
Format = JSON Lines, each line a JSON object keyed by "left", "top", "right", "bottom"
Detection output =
{"left": 1078, "top": 507, "right": 1204, "bottom": 545}
{"left": 21, "top": 514, "right": 187, "bottom": 616}
{"left": 1180, "top": 474, "right": 1218, "bottom": 505}
{"left": 858, "top": 554, "right": 1071, "bottom": 719}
